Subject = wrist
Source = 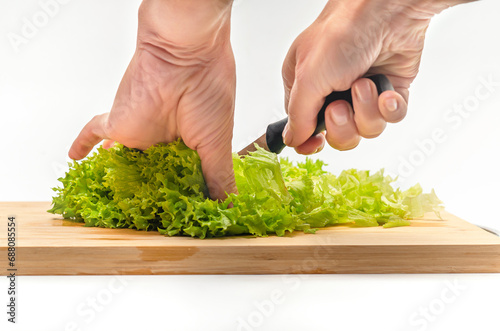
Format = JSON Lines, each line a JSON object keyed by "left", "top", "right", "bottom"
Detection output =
{"left": 137, "top": 0, "right": 233, "bottom": 64}
{"left": 318, "top": 0, "right": 475, "bottom": 25}
{"left": 406, "top": 0, "right": 477, "bottom": 15}
{"left": 368, "top": 0, "right": 477, "bottom": 18}
{"left": 314, "top": 0, "right": 452, "bottom": 46}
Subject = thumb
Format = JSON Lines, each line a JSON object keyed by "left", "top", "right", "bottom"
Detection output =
{"left": 284, "top": 79, "right": 325, "bottom": 147}
{"left": 69, "top": 113, "right": 111, "bottom": 160}
{"left": 196, "top": 137, "right": 237, "bottom": 201}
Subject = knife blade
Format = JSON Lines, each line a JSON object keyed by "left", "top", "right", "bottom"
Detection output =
{"left": 238, "top": 74, "right": 394, "bottom": 156}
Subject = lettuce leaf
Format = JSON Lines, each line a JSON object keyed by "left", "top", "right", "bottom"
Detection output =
{"left": 48, "top": 140, "right": 443, "bottom": 238}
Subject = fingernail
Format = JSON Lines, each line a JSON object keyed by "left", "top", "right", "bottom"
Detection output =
{"left": 331, "top": 103, "right": 349, "bottom": 126}
{"left": 355, "top": 79, "right": 372, "bottom": 103}
{"left": 385, "top": 97, "right": 398, "bottom": 112}
{"left": 283, "top": 123, "right": 292, "bottom": 146}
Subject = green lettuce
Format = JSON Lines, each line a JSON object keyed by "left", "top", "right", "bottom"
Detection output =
{"left": 48, "top": 140, "right": 442, "bottom": 238}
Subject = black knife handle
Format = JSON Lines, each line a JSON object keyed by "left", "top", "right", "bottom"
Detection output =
{"left": 266, "top": 74, "right": 394, "bottom": 154}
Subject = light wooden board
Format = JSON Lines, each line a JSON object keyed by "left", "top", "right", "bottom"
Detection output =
{"left": 0, "top": 202, "right": 499, "bottom": 275}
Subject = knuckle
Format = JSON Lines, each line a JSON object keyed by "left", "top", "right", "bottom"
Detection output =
{"left": 357, "top": 120, "right": 386, "bottom": 139}
{"left": 338, "top": 140, "right": 360, "bottom": 151}
{"left": 287, "top": 110, "right": 301, "bottom": 123}
{"left": 282, "top": 62, "right": 294, "bottom": 85}
{"left": 387, "top": 111, "right": 406, "bottom": 124}
{"left": 326, "top": 134, "right": 360, "bottom": 151}
{"left": 293, "top": 66, "right": 315, "bottom": 92}
{"left": 359, "top": 127, "right": 383, "bottom": 139}
{"left": 102, "top": 117, "right": 115, "bottom": 138}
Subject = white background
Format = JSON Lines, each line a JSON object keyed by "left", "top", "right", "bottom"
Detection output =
{"left": 1, "top": 0, "right": 500, "bottom": 330}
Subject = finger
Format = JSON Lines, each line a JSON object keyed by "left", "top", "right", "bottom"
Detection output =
{"left": 196, "top": 137, "right": 237, "bottom": 202}
{"left": 324, "top": 100, "right": 360, "bottom": 151}
{"left": 352, "top": 78, "right": 387, "bottom": 138}
{"left": 68, "top": 113, "right": 110, "bottom": 160}
{"left": 294, "top": 132, "right": 326, "bottom": 155}
{"left": 102, "top": 139, "right": 115, "bottom": 149}
{"left": 284, "top": 77, "right": 325, "bottom": 148}
{"left": 378, "top": 90, "right": 408, "bottom": 123}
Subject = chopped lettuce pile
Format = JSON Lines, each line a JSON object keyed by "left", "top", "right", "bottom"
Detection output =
{"left": 48, "top": 140, "right": 442, "bottom": 238}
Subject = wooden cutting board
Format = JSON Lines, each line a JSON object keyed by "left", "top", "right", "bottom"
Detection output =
{"left": 1, "top": 202, "right": 499, "bottom": 275}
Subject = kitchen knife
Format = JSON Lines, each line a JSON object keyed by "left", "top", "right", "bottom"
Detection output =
{"left": 238, "top": 74, "right": 394, "bottom": 155}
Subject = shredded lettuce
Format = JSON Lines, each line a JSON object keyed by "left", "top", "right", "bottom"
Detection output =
{"left": 48, "top": 140, "right": 443, "bottom": 238}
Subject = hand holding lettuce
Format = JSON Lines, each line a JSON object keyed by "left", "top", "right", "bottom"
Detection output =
{"left": 68, "top": 0, "right": 237, "bottom": 201}
{"left": 49, "top": 140, "right": 442, "bottom": 239}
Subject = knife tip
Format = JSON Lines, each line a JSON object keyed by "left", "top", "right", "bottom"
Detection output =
{"left": 237, "top": 134, "right": 269, "bottom": 156}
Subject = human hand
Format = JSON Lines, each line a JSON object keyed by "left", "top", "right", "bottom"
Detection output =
{"left": 281, "top": 0, "right": 468, "bottom": 154}
{"left": 68, "top": 0, "right": 236, "bottom": 201}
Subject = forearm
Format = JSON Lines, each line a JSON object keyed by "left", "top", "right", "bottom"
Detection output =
{"left": 137, "top": 0, "right": 233, "bottom": 62}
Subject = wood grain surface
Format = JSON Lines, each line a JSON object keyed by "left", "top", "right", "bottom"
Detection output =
{"left": 1, "top": 202, "right": 499, "bottom": 275}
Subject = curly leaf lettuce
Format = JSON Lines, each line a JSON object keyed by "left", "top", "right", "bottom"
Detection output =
{"left": 49, "top": 140, "right": 443, "bottom": 238}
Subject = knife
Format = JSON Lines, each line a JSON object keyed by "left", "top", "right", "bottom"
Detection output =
{"left": 238, "top": 74, "right": 394, "bottom": 155}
